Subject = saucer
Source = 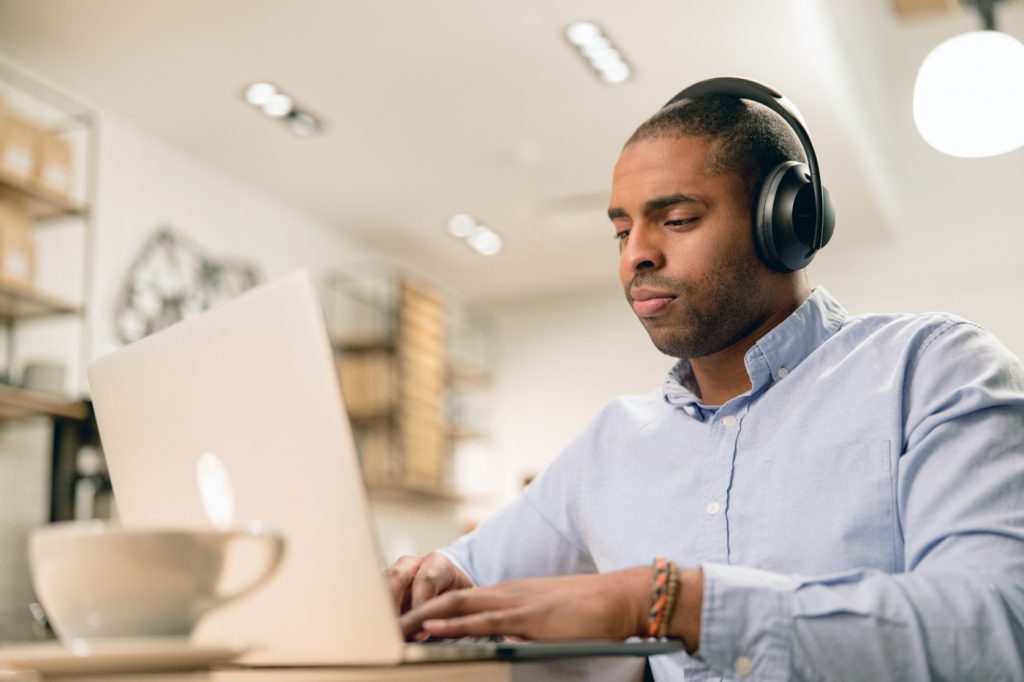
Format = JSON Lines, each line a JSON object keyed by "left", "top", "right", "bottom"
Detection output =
{"left": 0, "top": 637, "right": 249, "bottom": 675}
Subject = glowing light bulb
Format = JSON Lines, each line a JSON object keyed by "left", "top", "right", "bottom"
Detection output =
{"left": 245, "top": 82, "right": 277, "bottom": 106}
{"left": 913, "top": 30, "right": 1024, "bottom": 158}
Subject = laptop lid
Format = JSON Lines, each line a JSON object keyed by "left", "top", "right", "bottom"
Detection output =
{"left": 87, "top": 271, "right": 405, "bottom": 665}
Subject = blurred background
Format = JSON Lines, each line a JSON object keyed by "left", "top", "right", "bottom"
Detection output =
{"left": 0, "top": 0, "right": 1021, "bottom": 641}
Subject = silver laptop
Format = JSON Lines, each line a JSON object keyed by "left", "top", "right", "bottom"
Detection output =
{"left": 86, "top": 270, "right": 682, "bottom": 665}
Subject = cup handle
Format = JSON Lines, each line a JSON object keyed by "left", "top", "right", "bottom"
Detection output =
{"left": 214, "top": 525, "right": 286, "bottom": 605}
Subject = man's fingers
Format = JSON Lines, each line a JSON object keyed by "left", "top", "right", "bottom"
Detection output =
{"left": 421, "top": 608, "right": 529, "bottom": 639}
{"left": 384, "top": 555, "right": 423, "bottom": 613}
{"left": 400, "top": 586, "right": 512, "bottom": 638}
{"left": 410, "top": 552, "right": 457, "bottom": 609}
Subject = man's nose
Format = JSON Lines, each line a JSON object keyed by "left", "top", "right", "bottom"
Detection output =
{"left": 621, "top": 224, "right": 664, "bottom": 273}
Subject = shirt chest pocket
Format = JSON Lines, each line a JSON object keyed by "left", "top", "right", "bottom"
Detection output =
{"left": 732, "top": 439, "right": 899, "bottom": 574}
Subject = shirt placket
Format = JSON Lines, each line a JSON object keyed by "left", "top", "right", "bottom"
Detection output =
{"left": 696, "top": 405, "right": 746, "bottom": 565}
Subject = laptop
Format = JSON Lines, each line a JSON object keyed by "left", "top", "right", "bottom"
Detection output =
{"left": 86, "top": 270, "right": 682, "bottom": 665}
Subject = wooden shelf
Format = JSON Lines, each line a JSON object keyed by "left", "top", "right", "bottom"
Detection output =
{"left": 348, "top": 410, "right": 397, "bottom": 426}
{"left": 0, "top": 166, "right": 86, "bottom": 221}
{"left": 365, "top": 477, "right": 463, "bottom": 503}
{"left": 0, "top": 383, "right": 89, "bottom": 420}
{"left": 332, "top": 336, "right": 394, "bottom": 354}
{"left": 0, "top": 279, "right": 82, "bottom": 321}
{"left": 450, "top": 430, "right": 488, "bottom": 442}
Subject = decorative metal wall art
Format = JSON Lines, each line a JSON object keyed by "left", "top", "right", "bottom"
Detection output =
{"left": 114, "top": 228, "right": 261, "bottom": 343}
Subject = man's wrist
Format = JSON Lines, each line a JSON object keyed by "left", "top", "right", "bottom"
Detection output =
{"left": 668, "top": 567, "right": 703, "bottom": 652}
{"left": 619, "top": 566, "right": 655, "bottom": 637}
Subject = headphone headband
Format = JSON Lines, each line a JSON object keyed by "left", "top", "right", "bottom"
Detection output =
{"left": 664, "top": 77, "right": 827, "bottom": 255}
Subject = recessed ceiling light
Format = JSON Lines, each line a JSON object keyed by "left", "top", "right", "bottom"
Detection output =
{"left": 599, "top": 63, "right": 631, "bottom": 84}
{"left": 467, "top": 227, "right": 503, "bottom": 256}
{"left": 262, "top": 93, "right": 294, "bottom": 118}
{"left": 580, "top": 36, "right": 610, "bottom": 54}
{"left": 566, "top": 22, "right": 601, "bottom": 46}
{"left": 245, "top": 82, "right": 277, "bottom": 106}
{"left": 243, "top": 82, "right": 323, "bottom": 137}
{"left": 447, "top": 213, "right": 476, "bottom": 238}
{"left": 288, "top": 111, "right": 320, "bottom": 137}
{"left": 564, "top": 22, "right": 633, "bottom": 84}
{"left": 446, "top": 214, "right": 504, "bottom": 255}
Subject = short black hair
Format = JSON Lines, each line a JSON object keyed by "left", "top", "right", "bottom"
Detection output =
{"left": 626, "top": 94, "right": 806, "bottom": 209}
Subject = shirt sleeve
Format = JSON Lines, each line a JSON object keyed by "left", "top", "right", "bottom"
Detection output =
{"left": 440, "top": 422, "right": 598, "bottom": 586}
{"left": 697, "top": 321, "right": 1024, "bottom": 681}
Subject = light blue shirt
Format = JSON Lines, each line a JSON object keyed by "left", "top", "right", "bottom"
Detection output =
{"left": 442, "top": 288, "right": 1024, "bottom": 681}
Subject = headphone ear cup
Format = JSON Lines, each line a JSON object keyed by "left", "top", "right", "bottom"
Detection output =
{"left": 754, "top": 161, "right": 832, "bottom": 272}
{"left": 753, "top": 162, "right": 794, "bottom": 272}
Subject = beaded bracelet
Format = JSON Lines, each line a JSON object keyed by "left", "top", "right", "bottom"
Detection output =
{"left": 658, "top": 560, "right": 680, "bottom": 639}
{"left": 646, "top": 557, "right": 679, "bottom": 638}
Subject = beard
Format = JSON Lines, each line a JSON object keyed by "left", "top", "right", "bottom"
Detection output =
{"left": 628, "top": 253, "right": 768, "bottom": 360}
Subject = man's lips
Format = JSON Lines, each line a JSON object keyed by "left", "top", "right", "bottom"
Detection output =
{"left": 630, "top": 288, "right": 677, "bottom": 317}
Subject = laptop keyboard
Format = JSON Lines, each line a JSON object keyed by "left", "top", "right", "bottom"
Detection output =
{"left": 418, "top": 635, "right": 508, "bottom": 645}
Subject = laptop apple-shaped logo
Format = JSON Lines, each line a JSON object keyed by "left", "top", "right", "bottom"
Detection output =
{"left": 196, "top": 451, "right": 235, "bottom": 530}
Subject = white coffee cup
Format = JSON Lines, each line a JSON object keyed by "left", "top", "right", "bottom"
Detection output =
{"left": 29, "top": 521, "right": 285, "bottom": 641}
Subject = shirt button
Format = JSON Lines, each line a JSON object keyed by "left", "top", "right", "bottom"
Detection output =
{"left": 777, "top": 367, "right": 789, "bottom": 379}
{"left": 734, "top": 656, "right": 753, "bottom": 676}
{"left": 722, "top": 415, "right": 737, "bottom": 426}
{"left": 706, "top": 501, "right": 721, "bottom": 515}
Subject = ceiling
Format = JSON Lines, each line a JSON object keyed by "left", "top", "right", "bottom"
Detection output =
{"left": 0, "top": 0, "right": 1020, "bottom": 303}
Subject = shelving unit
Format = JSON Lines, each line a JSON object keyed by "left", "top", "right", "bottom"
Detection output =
{"left": 0, "top": 61, "right": 98, "bottom": 521}
{"left": 324, "top": 267, "right": 493, "bottom": 503}
{"left": 0, "top": 165, "right": 85, "bottom": 220}
{"left": 0, "top": 382, "right": 88, "bottom": 420}
{"left": 0, "top": 280, "right": 81, "bottom": 320}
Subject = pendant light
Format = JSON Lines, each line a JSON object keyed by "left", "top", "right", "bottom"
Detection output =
{"left": 913, "top": 0, "right": 1024, "bottom": 158}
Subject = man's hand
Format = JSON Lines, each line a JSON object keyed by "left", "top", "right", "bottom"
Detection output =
{"left": 385, "top": 552, "right": 475, "bottom": 615}
{"left": 399, "top": 567, "right": 652, "bottom": 642}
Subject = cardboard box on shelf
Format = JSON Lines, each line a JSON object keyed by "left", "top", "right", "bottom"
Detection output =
{"left": 338, "top": 351, "right": 397, "bottom": 418}
{"left": 35, "top": 131, "right": 73, "bottom": 199}
{"left": 0, "top": 106, "right": 41, "bottom": 183}
{"left": 0, "top": 200, "right": 36, "bottom": 287}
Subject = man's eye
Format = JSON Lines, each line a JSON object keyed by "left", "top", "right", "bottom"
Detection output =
{"left": 614, "top": 230, "right": 629, "bottom": 241}
{"left": 666, "top": 218, "right": 696, "bottom": 227}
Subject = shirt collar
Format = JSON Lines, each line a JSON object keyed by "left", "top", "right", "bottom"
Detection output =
{"left": 662, "top": 287, "right": 848, "bottom": 416}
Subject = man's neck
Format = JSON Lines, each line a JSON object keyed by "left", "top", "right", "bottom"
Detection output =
{"left": 689, "top": 285, "right": 811, "bottom": 407}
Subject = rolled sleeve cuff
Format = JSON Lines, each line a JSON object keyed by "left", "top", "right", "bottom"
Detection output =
{"left": 698, "top": 563, "right": 796, "bottom": 681}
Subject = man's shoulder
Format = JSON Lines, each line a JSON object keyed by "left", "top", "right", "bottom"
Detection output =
{"left": 844, "top": 308, "right": 965, "bottom": 333}
{"left": 837, "top": 308, "right": 982, "bottom": 350}
{"left": 833, "top": 308, "right": 1020, "bottom": 375}
{"left": 608, "top": 386, "right": 669, "bottom": 415}
{"left": 586, "top": 387, "right": 671, "bottom": 431}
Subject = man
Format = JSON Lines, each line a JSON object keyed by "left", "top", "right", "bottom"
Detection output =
{"left": 389, "top": 84, "right": 1024, "bottom": 680}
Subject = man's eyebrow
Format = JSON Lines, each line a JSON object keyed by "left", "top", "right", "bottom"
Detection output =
{"left": 607, "top": 193, "right": 701, "bottom": 221}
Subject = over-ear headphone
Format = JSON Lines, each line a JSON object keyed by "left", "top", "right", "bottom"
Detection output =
{"left": 664, "top": 77, "right": 836, "bottom": 272}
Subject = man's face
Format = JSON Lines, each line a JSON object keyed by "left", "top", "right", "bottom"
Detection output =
{"left": 609, "top": 134, "right": 773, "bottom": 360}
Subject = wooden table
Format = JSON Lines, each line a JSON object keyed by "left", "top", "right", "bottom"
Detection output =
{"left": 0, "top": 657, "right": 647, "bottom": 681}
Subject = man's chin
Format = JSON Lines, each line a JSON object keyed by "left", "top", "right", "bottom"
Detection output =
{"left": 643, "top": 327, "right": 695, "bottom": 359}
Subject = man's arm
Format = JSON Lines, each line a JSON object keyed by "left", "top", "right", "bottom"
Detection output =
{"left": 387, "top": 417, "right": 599, "bottom": 613}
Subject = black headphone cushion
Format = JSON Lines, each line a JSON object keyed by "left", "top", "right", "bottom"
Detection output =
{"left": 754, "top": 161, "right": 835, "bottom": 272}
